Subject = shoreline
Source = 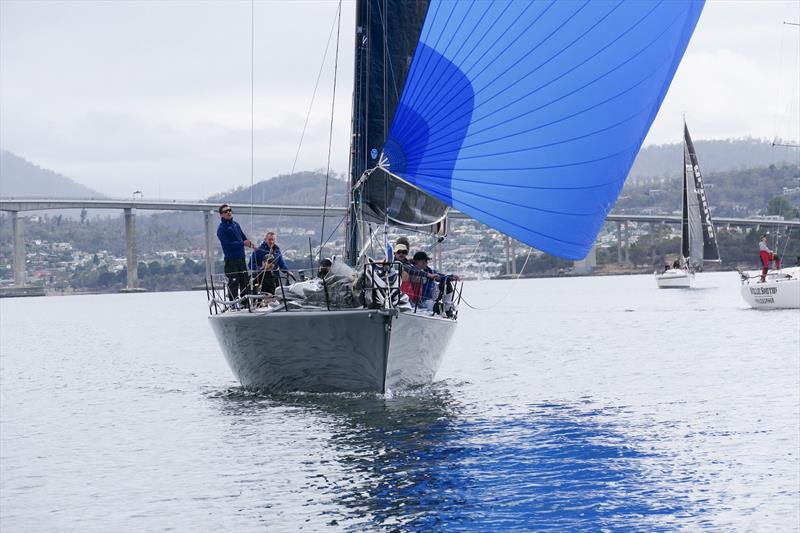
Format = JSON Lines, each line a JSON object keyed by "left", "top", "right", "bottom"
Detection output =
{"left": 0, "top": 265, "right": 765, "bottom": 298}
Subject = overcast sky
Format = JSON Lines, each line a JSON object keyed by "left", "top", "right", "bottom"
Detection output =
{"left": 1, "top": 0, "right": 798, "bottom": 199}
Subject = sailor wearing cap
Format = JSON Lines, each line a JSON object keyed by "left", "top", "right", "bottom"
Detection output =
{"left": 318, "top": 257, "right": 333, "bottom": 279}
{"left": 406, "top": 250, "right": 459, "bottom": 313}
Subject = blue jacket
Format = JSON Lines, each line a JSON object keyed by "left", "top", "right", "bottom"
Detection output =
{"left": 248, "top": 242, "right": 289, "bottom": 273}
{"left": 216, "top": 219, "right": 248, "bottom": 260}
{"left": 408, "top": 265, "right": 445, "bottom": 301}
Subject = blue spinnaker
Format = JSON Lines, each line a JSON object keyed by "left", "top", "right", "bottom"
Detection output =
{"left": 382, "top": 0, "right": 705, "bottom": 259}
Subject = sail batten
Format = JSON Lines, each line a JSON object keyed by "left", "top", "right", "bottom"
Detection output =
{"left": 398, "top": 6, "right": 689, "bottom": 162}
{"left": 379, "top": 0, "right": 704, "bottom": 259}
{"left": 408, "top": 104, "right": 654, "bottom": 165}
{"left": 397, "top": 176, "right": 612, "bottom": 217}
{"left": 401, "top": 1, "right": 551, "bottom": 136}
{"left": 451, "top": 25, "right": 676, "bottom": 143}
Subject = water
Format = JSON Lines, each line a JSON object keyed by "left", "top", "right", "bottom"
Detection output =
{"left": 1, "top": 272, "right": 798, "bottom": 531}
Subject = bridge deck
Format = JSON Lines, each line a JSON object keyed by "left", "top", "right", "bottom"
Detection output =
{"left": 1, "top": 198, "right": 797, "bottom": 227}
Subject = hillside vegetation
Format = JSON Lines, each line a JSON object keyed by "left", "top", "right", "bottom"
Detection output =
{"left": 0, "top": 150, "right": 104, "bottom": 198}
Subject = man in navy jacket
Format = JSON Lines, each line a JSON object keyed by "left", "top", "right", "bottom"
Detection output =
{"left": 216, "top": 204, "right": 253, "bottom": 304}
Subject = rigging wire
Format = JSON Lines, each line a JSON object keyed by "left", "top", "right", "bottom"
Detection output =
{"left": 319, "top": 0, "right": 342, "bottom": 261}
{"left": 773, "top": 19, "right": 800, "bottom": 148}
{"left": 278, "top": 4, "right": 343, "bottom": 232}
{"left": 373, "top": 0, "right": 401, "bottom": 102}
{"left": 288, "top": 7, "right": 343, "bottom": 177}
{"left": 779, "top": 228, "right": 793, "bottom": 260}
{"left": 771, "top": 17, "right": 787, "bottom": 146}
{"left": 458, "top": 246, "right": 536, "bottom": 311}
{"left": 319, "top": 214, "right": 348, "bottom": 254}
{"left": 249, "top": 0, "right": 255, "bottom": 238}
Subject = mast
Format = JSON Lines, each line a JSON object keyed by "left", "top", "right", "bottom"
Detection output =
{"left": 345, "top": 0, "right": 441, "bottom": 267}
{"left": 345, "top": 0, "right": 369, "bottom": 266}
{"left": 681, "top": 120, "right": 690, "bottom": 262}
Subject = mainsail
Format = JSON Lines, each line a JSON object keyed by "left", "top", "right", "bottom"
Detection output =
{"left": 681, "top": 122, "right": 720, "bottom": 266}
{"left": 372, "top": 0, "right": 705, "bottom": 260}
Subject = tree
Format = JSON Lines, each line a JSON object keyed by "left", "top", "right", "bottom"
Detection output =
{"left": 97, "top": 270, "right": 116, "bottom": 286}
{"left": 767, "top": 196, "right": 799, "bottom": 220}
{"left": 181, "top": 258, "right": 196, "bottom": 274}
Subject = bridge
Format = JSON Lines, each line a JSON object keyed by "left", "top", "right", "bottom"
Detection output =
{"left": 2, "top": 197, "right": 798, "bottom": 290}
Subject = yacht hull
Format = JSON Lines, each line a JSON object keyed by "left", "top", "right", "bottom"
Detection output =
{"left": 654, "top": 269, "right": 693, "bottom": 288}
{"left": 209, "top": 308, "right": 456, "bottom": 393}
{"left": 739, "top": 267, "right": 800, "bottom": 310}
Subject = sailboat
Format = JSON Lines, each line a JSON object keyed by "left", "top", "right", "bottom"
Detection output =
{"left": 654, "top": 122, "right": 720, "bottom": 288}
{"left": 738, "top": 237, "right": 800, "bottom": 309}
{"left": 209, "top": 0, "right": 705, "bottom": 393}
{"left": 737, "top": 19, "right": 800, "bottom": 310}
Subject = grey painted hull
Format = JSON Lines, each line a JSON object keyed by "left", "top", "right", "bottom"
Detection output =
{"left": 209, "top": 308, "right": 456, "bottom": 393}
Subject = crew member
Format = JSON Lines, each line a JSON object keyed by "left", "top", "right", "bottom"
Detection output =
{"left": 758, "top": 234, "right": 781, "bottom": 282}
{"left": 250, "top": 231, "right": 294, "bottom": 294}
{"left": 216, "top": 204, "right": 253, "bottom": 305}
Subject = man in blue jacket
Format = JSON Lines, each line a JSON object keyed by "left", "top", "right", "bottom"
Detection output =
{"left": 216, "top": 204, "right": 253, "bottom": 305}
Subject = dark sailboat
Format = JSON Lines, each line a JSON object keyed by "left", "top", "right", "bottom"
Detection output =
{"left": 211, "top": 0, "right": 705, "bottom": 392}
{"left": 656, "top": 121, "right": 720, "bottom": 288}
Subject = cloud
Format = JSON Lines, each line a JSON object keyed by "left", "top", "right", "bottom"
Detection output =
{"left": 1, "top": 0, "right": 798, "bottom": 199}
{"left": 645, "top": 0, "right": 800, "bottom": 144}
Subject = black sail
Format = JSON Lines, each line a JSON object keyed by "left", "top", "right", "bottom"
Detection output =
{"left": 681, "top": 123, "right": 720, "bottom": 265}
{"left": 347, "top": 0, "right": 447, "bottom": 262}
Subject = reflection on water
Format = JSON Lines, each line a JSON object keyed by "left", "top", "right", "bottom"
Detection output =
{"left": 211, "top": 385, "right": 695, "bottom": 531}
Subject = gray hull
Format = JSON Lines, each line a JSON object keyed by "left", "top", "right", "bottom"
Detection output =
{"left": 209, "top": 308, "right": 456, "bottom": 393}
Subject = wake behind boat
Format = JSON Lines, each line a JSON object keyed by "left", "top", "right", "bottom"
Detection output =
{"left": 208, "top": 0, "right": 705, "bottom": 393}
{"left": 655, "top": 122, "right": 721, "bottom": 289}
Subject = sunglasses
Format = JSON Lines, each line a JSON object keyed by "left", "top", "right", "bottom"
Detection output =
{"left": 222, "top": 209, "right": 232, "bottom": 214}
{"left": 395, "top": 251, "right": 407, "bottom": 255}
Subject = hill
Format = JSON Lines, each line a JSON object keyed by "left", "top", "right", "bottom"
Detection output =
{"left": 629, "top": 138, "right": 798, "bottom": 180}
{"left": 0, "top": 150, "right": 105, "bottom": 198}
{"left": 208, "top": 171, "right": 348, "bottom": 207}
{"left": 618, "top": 163, "right": 800, "bottom": 218}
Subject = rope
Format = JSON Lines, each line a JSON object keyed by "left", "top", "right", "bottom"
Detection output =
{"left": 319, "top": 214, "right": 347, "bottom": 253}
{"left": 288, "top": 6, "right": 341, "bottom": 178}
{"left": 780, "top": 228, "right": 793, "bottom": 259}
{"left": 248, "top": 0, "right": 255, "bottom": 294}
{"left": 319, "top": 0, "right": 342, "bottom": 261}
{"left": 249, "top": 0, "right": 255, "bottom": 237}
{"left": 459, "top": 246, "right": 536, "bottom": 311}
{"left": 278, "top": 3, "right": 343, "bottom": 232}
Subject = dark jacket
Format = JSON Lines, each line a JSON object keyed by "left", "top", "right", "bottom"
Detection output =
{"left": 217, "top": 219, "right": 248, "bottom": 260}
{"left": 407, "top": 264, "right": 445, "bottom": 301}
{"left": 248, "top": 242, "right": 289, "bottom": 273}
